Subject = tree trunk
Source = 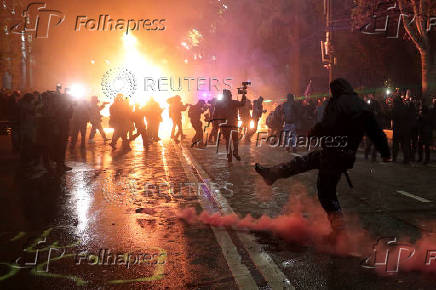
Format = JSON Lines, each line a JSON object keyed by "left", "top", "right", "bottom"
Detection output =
{"left": 420, "top": 49, "right": 436, "bottom": 105}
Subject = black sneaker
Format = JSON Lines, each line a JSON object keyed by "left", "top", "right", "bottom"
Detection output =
{"left": 254, "top": 163, "right": 278, "bottom": 185}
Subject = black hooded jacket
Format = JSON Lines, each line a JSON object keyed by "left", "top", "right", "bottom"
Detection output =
{"left": 310, "top": 78, "right": 390, "bottom": 159}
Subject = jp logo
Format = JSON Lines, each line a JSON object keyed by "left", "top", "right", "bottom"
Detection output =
{"left": 11, "top": 2, "right": 65, "bottom": 39}
{"left": 361, "top": 237, "right": 415, "bottom": 273}
{"left": 359, "top": 2, "right": 436, "bottom": 38}
{"left": 101, "top": 67, "right": 137, "bottom": 100}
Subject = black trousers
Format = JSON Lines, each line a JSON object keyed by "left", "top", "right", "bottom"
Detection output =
{"left": 131, "top": 125, "right": 147, "bottom": 147}
{"left": 392, "top": 128, "right": 411, "bottom": 163}
{"left": 274, "top": 150, "right": 344, "bottom": 214}
{"left": 221, "top": 126, "right": 239, "bottom": 156}
{"left": 208, "top": 120, "right": 220, "bottom": 143}
{"left": 71, "top": 122, "right": 87, "bottom": 146}
{"left": 171, "top": 118, "right": 183, "bottom": 140}
{"left": 52, "top": 131, "right": 69, "bottom": 165}
{"left": 418, "top": 142, "right": 431, "bottom": 163}
{"left": 191, "top": 120, "right": 203, "bottom": 146}
{"left": 89, "top": 122, "right": 107, "bottom": 140}
{"left": 364, "top": 138, "right": 377, "bottom": 161}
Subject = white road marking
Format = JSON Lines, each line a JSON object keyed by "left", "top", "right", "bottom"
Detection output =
{"left": 174, "top": 145, "right": 258, "bottom": 289}
{"left": 177, "top": 144, "right": 294, "bottom": 290}
{"left": 396, "top": 190, "right": 431, "bottom": 203}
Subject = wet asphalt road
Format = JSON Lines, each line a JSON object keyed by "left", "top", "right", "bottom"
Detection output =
{"left": 0, "top": 131, "right": 435, "bottom": 289}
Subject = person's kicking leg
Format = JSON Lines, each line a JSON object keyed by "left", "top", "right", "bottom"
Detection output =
{"left": 255, "top": 150, "right": 321, "bottom": 185}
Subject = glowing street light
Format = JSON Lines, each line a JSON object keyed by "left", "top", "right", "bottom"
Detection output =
{"left": 70, "top": 83, "right": 86, "bottom": 99}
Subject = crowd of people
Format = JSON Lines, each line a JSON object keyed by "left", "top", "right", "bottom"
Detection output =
{"left": 1, "top": 88, "right": 74, "bottom": 174}
{"left": 1, "top": 84, "right": 435, "bottom": 176}
{"left": 264, "top": 90, "right": 436, "bottom": 164}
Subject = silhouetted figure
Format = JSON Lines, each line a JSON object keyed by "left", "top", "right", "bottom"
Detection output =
{"left": 207, "top": 98, "right": 220, "bottom": 144}
{"left": 52, "top": 92, "right": 73, "bottom": 171}
{"left": 109, "top": 95, "right": 131, "bottom": 151}
{"left": 88, "top": 96, "right": 109, "bottom": 143}
{"left": 417, "top": 105, "right": 434, "bottom": 164}
{"left": 71, "top": 99, "right": 89, "bottom": 148}
{"left": 392, "top": 95, "right": 411, "bottom": 164}
{"left": 215, "top": 89, "right": 246, "bottom": 162}
{"left": 18, "top": 93, "right": 36, "bottom": 167}
{"left": 266, "top": 104, "right": 284, "bottom": 137}
{"left": 188, "top": 100, "right": 206, "bottom": 148}
{"left": 34, "top": 92, "right": 52, "bottom": 171}
{"left": 130, "top": 104, "right": 148, "bottom": 148}
{"left": 283, "top": 93, "right": 297, "bottom": 151}
{"left": 168, "top": 95, "right": 187, "bottom": 143}
{"left": 6, "top": 91, "right": 20, "bottom": 152}
{"left": 246, "top": 96, "right": 265, "bottom": 139}
{"left": 144, "top": 97, "right": 163, "bottom": 142}
{"left": 364, "top": 96, "right": 383, "bottom": 162}
{"left": 239, "top": 99, "right": 252, "bottom": 136}
{"left": 255, "top": 79, "right": 391, "bottom": 241}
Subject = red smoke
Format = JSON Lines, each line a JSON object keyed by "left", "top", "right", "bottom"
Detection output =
{"left": 177, "top": 191, "right": 373, "bottom": 255}
{"left": 177, "top": 187, "right": 436, "bottom": 275}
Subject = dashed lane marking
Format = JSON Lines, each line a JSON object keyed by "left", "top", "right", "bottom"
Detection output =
{"left": 396, "top": 190, "right": 431, "bottom": 203}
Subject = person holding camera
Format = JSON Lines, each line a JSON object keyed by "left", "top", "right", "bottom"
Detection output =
{"left": 215, "top": 89, "right": 246, "bottom": 162}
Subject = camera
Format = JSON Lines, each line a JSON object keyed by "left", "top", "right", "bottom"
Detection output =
{"left": 237, "top": 81, "right": 251, "bottom": 95}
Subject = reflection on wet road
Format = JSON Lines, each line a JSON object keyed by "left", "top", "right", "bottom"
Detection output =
{"left": 0, "top": 138, "right": 236, "bottom": 288}
{"left": 1, "top": 135, "right": 436, "bottom": 289}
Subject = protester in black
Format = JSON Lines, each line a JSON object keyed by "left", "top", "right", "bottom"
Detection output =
{"left": 188, "top": 100, "right": 206, "bottom": 148}
{"left": 255, "top": 78, "right": 391, "bottom": 240}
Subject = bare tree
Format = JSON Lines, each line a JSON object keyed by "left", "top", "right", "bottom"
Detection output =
{"left": 354, "top": 0, "right": 436, "bottom": 103}
{"left": 398, "top": 0, "right": 436, "bottom": 102}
